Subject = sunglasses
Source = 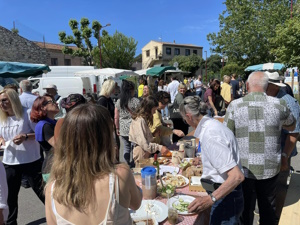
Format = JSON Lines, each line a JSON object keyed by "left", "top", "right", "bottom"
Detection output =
{"left": 43, "top": 100, "right": 56, "bottom": 106}
{"left": 0, "top": 98, "right": 9, "bottom": 104}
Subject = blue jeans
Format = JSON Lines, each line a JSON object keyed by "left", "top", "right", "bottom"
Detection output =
{"left": 120, "top": 136, "right": 132, "bottom": 165}
{"left": 210, "top": 184, "right": 243, "bottom": 225}
{"left": 196, "top": 90, "right": 202, "bottom": 97}
{"left": 161, "top": 106, "right": 169, "bottom": 118}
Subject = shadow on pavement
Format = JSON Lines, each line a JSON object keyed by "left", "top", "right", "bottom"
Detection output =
{"left": 26, "top": 218, "right": 46, "bottom": 225}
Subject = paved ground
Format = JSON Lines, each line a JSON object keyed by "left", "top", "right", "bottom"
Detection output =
{"left": 1, "top": 133, "right": 300, "bottom": 224}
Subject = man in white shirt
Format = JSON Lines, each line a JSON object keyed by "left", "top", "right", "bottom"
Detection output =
{"left": 167, "top": 76, "right": 179, "bottom": 103}
{"left": 19, "top": 80, "right": 37, "bottom": 109}
{"left": 194, "top": 75, "right": 203, "bottom": 97}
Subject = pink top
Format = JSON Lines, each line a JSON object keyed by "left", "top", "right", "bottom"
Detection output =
{"left": 51, "top": 174, "right": 132, "bottom": 225}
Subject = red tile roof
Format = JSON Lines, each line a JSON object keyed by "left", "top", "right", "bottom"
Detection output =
{"left": 34, "top": 42, "right": 78, "bottom": 50}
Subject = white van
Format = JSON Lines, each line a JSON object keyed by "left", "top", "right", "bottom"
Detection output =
{"left": 42, "top": 66, "right": 98, "bottom": 95}
{"left": 28, "top": 77, "right": 92, "bottom": 98}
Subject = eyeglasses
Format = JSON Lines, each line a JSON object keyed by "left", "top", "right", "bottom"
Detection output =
{"left": 0, "top": 98, "right": 9, "bottom": 104}
{"left": 43, "top": 100, "right": 56, "bottom": 106}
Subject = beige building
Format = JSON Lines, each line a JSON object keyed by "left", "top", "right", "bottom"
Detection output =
{"left": 34, "top": 42, "right": 84, "bottom": 66}
{"left": 142, "top": 40, "right": 203, "bottom": 69}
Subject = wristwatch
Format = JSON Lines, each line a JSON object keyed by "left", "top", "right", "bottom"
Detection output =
{"left": 25, "top": 134, "right": 28, "bottom": 140}
{"left": 209, "top": 193, "right": 217, "bottom": 203}
{"left": 281, "top": 152, "right": 289, "bottom": 158}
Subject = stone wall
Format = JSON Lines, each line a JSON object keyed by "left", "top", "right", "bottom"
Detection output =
{"left": 0, "top": 26, "right": 49, "bottom": 64}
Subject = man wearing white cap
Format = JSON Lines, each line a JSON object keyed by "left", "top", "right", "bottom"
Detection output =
{"left": 43, "top": 84, "right": 65, "bottom": 119}
{"left": 265, "top": 71, "right": 300, "bottom": 223}
{"left": 43, "top": 84, "right": 60, "bottom": 101}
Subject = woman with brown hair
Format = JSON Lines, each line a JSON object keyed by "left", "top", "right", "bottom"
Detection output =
{"left": 0, "top": 89, "right": 44, "bottom": 224}
{"left": 203, "top": 79, "right": 221, "bottom": 116}
{"left": 129, "top": 96, "right": 170, "bottom": 163}
{"left": 45, "top": 104, "right": 142, "bottom": 225}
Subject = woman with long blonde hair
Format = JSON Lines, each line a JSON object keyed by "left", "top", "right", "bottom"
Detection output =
{"left": 45, "top": 104, "right": 142, "bottom": 225}
{"left": 0, "top": 89, "right": 44, "bottom": 224}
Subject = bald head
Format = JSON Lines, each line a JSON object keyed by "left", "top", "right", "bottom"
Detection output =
{"left": 246, "top": 71, "right": 269, "bottom": 93}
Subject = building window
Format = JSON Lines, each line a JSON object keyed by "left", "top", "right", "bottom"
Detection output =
{"left": 166, "top": 47, "right": 171, "bottom": 55}
{"left": 64, "top": 59, "right": 71, "bottom": 65}
{"left": 185, "top": 49, "right": 190, "bottom": 56}
{"left": 146, "top": 50, "right": 150, "bottom": 57}
{"left": 175, "top": 48, "right": 180, "bottom": 55}
{"left": 193, "top": 50, "right": 197, "bottom": 55}
{"left": 51, "top": 58, "right": 58, "bottom": 66}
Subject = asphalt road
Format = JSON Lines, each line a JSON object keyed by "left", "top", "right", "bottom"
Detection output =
{"left": 1, "top": 136, "right": 300, "bottom": 225}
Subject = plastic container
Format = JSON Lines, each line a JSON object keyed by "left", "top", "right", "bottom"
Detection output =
{"left": 141, "top": 166, "right": 157, "bottom": 199}
{"left": 185, "top": 143, "right": 195, "bottom": 158}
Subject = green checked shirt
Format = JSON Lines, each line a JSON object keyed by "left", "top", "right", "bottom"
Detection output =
{"left": 224, "top": 92, "right": 295, "bottom": 180}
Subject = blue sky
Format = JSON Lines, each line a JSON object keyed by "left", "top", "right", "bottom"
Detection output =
{"left": 0, "top": 0, "right": 226, "bottom": 57}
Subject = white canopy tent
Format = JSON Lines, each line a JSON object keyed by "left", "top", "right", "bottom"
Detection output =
{"left": 134, "top": 68, "right": 150, "bottom": 76}
{"left": 74, "top": 68, "right": 139, "bottom": 90}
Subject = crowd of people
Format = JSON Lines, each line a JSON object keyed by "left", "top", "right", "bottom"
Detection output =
{"left": 0, "top": 70, "right": 298, "bottom": 225}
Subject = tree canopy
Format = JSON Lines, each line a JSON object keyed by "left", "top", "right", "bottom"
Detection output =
{"left": 59, "top": 18, "right": 101, "bottom": 66}
{"left": 59, "top": 18, "right": 137, "bottom": 68}
{"left": 207, "top": 0, "right": 291, "bottom": 67}
{"left": 93, "top": 31, "right": 138, "bottom": 69}
{"left": 168, "top": 54, "right": 204, "bottom": 75}
{"left": 270, "top": 2, "right": 300, "bottom": 67}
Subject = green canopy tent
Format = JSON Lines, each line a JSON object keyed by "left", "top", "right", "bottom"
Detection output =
{"left": 146, "top": 66, "right": 176, "bottom": 77}
{"left": 0, "top": 61, "right": 51, "bottom": 78}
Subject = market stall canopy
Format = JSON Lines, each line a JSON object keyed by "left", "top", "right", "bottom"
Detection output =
{"left": 75, "top": 68, "right": 139, "bottom": 91}
{"left": 245, "top": 63, "right": 285, "bottom": 71}
{"left": 146, "top": 66, "right": 176, "bottom": 77}
{"left": 134, "top": 68, "right": 150, "bottom": 76}
{"left": 165, "top": 69, "right": 190, "bottom": 74}
{"left": 74, "top": 68, "right": 138, "bottom": 78}
{"left": 0, "top": 61, "right": 51, "bottom": 78}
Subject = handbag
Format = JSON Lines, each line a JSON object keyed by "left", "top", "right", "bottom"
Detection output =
{"left": 169, "top": 100, "right": 181, "bottom": 119}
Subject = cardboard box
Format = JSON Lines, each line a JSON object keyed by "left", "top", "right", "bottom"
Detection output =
{"left": 189, "top": 176, "right": 206, "bottom": 192}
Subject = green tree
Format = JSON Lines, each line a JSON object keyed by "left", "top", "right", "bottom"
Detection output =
{"left": 206, "top": 54, "right": 222, "bottom": 74}
{"left": 169, "top": 54, "right": 204, "bottom": 75}
{"left": 93, "top": 31, "right": 138, "bottom": 69}
{"left": 59, "top": 18, "right": 101, "bottom": 66}
{"left": 270, "top": 5, "right": 300, "bottom": 67}
{"left": 134, "top": 54, "right": 142, "bottom": 63}
{"left": 207, "top": 0, "right": 291, "bottom": 67}
{"left": 220, "top": 63, "right": 244, "bottom": 78}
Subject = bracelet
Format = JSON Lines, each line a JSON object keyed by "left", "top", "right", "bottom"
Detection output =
{"left": 25, "top": 134, "right": 28, "bottom": 140}
{"left": 281, "top": 152, "right": 289, "bottom": 158}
